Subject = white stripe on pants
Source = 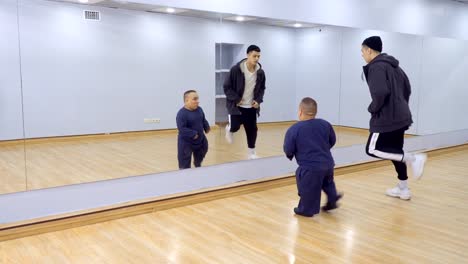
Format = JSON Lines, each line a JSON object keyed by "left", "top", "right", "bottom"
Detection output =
{"left": 368, "top": 133, "right": 405, "bottom": 162}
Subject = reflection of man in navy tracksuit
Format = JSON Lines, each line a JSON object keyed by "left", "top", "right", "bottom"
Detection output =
{"left": 283, "top": 97, "right": 342, "bottom": 217}
{"left": 176, "top": 90, "right": 210, "bottom": 169}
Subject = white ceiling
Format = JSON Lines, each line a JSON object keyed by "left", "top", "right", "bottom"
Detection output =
{"left": 47, "top": 0, "right": 321, "bottom": 28}
{"left": 47, "top": 0, "right": 468, "bottom": 28}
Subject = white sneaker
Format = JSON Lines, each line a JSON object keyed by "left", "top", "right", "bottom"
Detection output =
{"left": 409, "top": 153, "right": 427, "bottom": 180}
{"left": 225, "top": 125, "right": 233, "bottom": 144}
{"left": 248, "top": 154, "right": 259, "bottom": 160}
{"left": 386, "top": 186, "right": 411, "bottom": 200}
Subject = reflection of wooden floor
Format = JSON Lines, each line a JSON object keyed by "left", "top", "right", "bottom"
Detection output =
{"left": 2, "top": 146, "right": 467, "bottom": 263}
{"left": 0, "top": 123, "right": 371, "bottom": 194}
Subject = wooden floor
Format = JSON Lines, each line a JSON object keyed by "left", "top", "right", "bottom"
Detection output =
{"left": 0, "top": 124, "right": 370, "bottom": 194}
{"left": 1, "top": 147, "right": 466, "bottom": 263}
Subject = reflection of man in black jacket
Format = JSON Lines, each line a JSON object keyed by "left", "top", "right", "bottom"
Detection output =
{"left": 361, "top": 36, "right": 426, "bottom": 200}
{"left": 223, "top": 45, "right": 266, "bottom": 159}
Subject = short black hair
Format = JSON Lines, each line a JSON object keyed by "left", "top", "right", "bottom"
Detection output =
{"left": 183, "top": 90, "right": 197, "bottom": 101}
{"left": 247, "top": 45, "right": 261, "bottom": 54}
{"left": 300, "top": 97, "right": 317, "bottom": 116}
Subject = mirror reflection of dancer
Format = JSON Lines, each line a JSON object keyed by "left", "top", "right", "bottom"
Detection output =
{"left": 176, "top": 90, "right": 210, "bottom": 169}
{"left": 224, "top": 45, "right": 266, "bottom": 159}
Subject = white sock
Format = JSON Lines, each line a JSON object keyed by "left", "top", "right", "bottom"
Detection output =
{"left": 398, "top": 180, "right": 408, "bottom": 189}
{"left": 248, "top": 148, "right": 256, "bottom": 155}
{"left": 403, "top": 153, "right": 415, "bottom": 163}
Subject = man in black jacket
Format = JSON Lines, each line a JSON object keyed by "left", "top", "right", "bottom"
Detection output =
{"left": 361, "top": 36, "right": 427, "bottom": 200}
{"left": 223, "top": 45, "right": 266, "bottom": 159}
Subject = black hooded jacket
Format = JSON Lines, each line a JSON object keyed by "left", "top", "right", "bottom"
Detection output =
{"left": 363, "top": 53, "right": 413, "bottom": 133}
{"left": 223, "top": 59, "right": 266, "bottom": 116}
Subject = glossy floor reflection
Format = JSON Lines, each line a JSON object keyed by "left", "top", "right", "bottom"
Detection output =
{"left": 2, "top": 146, "right": 467, "bottom": 263}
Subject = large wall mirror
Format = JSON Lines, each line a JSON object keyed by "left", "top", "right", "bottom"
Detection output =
{"left": 0, "top": 0, "right": 466, "bottom": 196}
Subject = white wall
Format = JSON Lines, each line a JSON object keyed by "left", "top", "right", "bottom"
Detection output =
{"left": 418, "top": 36, "right": 468, "bottom": 134}
{"left": 134, "top": 0, "right": 468, "bottom": 41}
{"left": 0, "top": 0, "right": 24, "bottom": 140}
{"left": 19, "top": 0, "right": 216, "bottom": 138}
{"left": 15, "top": 0, "right": 296, "bottom": 139}
{"left": 2, "top": 0, "right": 467, "bottom": 140}
{"left": 295, "top": 27, "right": 342, "bottom": 124}
{"left": 296, "top": 26, "right": 468, "bottom": 135}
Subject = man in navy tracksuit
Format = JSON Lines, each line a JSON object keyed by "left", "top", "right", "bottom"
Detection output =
{"left": 284, "top": 97, "right": 342, "bottom": 217}
{"left": 176, "top": 90, "right": 210, "bottom": 169}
